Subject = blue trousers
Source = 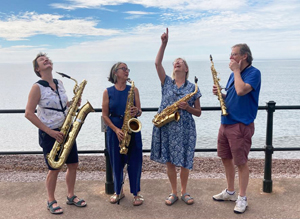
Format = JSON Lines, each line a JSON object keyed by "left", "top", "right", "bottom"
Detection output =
{"left": 107, "top": 130, "right": 143, "bottom": 196}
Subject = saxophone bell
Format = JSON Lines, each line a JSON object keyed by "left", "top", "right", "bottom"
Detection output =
{"left": 153, "top": 111, "right": 180, "bottom": 128}
{"left": 128, "top": 118, "right": 142, "bottom": 133}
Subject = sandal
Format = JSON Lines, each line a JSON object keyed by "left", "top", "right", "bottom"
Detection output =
{"left": 66, "top": 195, "right": 87, "bottom": 207}
{"left": 110, "top": 193, "right": 125, "bottom": 204}
{"left": 181, "top": 193, "right": 194, "bottom": 205}
{"left": 133, "top": 194, "right": 144, "bottom": 206}
{"left": 47, "top": 200, "right": 63, "bottom": 214}
{"left": 165, "top": 193, "right": 178, "bottom": 206}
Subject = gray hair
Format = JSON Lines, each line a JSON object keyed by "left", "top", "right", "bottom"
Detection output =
{"left": 172, "top": 58, "right": 189, "bottom": 80}
{"left": 232, "top": 44, "right": 253, "bottom": 65}
{"left": 108, "top": 62, "right": 125, "bottom": 84}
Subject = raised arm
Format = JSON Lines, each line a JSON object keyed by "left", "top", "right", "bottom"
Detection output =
{"left": 155, "top": 28, "right": 168, "bottom": 84}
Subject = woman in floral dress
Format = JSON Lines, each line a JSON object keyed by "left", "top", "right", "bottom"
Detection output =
{"left": 151, "top": 28, "right": 202, "bottom": 206}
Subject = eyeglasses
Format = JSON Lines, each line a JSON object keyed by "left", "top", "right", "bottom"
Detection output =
{"left": 172, "top": 60, "right": 184, "bottom": 66}
{"left": 230, "top": 53, "right": 240, "bottom": 57}
{"left": 116, "top": 67, "right": 130, "bottom": 72}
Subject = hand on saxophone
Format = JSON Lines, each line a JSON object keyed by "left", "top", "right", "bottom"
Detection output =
{"left": 49, "top": 129, "right": 64, "bottom": 143}
{"left": 212, "top": 85, "right": 218, "bottom": 96}
{"left": 130, "top": 106, "right": 139, "bottom": 117}
{"left": 67, "top": 98, "right": 81, "bottom": 107}
{"left": 115, "top": 128, "right": 125, "bottom": 142}
{"left": 178, "top": 101, "right": 189, "bottom": 110}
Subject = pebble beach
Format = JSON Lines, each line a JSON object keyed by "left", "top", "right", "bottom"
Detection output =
{"left": 1, "top": 155, "right": 300, "bottom": 182}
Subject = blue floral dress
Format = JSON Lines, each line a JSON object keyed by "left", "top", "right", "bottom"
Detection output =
{"left": 150, "top": 75, "right": 201, "bottom": 169}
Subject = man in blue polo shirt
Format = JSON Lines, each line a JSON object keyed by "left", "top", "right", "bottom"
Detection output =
{"left": 212, "top": 44, "right": 261, "bottom": 214}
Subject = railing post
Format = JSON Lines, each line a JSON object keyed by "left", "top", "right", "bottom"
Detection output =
{"left": 102, "top": 117, "right": 114, "bottom": 194}
{"left": 263, "top": 101, "right": 276, "bottom": 193}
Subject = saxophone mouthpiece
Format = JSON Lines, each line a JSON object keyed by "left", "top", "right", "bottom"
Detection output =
{"left": 210, "top": 55, "right": 213, "bottom": 62}
{"left": 56, "top": 71, "right": 71, "bottom": 79}
{"left": 194, "top": 76, "right": 198, "bottom": 84}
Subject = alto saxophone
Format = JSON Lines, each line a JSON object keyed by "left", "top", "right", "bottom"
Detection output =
{"left": 210, "top": 55, "right": 228, "bottom": 116}
{"left": 119, "top": 80, "right": 142, "bottom": 154}
{"left": 47, "top": 72, "right": 95, "bottom": 169}
{"left": 152, "top": 77, "right": 198, "bottom": 128}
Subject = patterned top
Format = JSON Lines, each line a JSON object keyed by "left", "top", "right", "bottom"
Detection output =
{"left": 36, "top": 79, "right": 68, "bottom": 129}
{"left": 150, "top": 75, "right": 202, "bottom": 169}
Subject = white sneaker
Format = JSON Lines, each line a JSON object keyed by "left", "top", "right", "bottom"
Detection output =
{"left": 234, "top": 195, "right": 248, "bottom": 214}
{"left": 212, "top": 189, "right": 237, "bottom": 202}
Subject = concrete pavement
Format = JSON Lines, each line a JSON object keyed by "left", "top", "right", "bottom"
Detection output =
{"left": 1, "top": 178, "right": 300, "bottom": 219}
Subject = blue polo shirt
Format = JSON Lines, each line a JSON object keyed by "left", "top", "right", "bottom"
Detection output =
{"left": 221, "top": 66, "right": 261, "bottom": 125}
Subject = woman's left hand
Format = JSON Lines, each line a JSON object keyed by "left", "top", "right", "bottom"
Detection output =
{"left": 130, "top": 106, "right": 139, "bottom": 116}
{"left": 67, "top": 98, "right": 81, "bottom": 107}
{"left": 178, "top": 101, "right": 189, "bottom": 110}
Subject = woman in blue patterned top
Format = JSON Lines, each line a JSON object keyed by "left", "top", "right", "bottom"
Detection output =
{"left": 150, "top": 28, "right": 202, "bottom": 206}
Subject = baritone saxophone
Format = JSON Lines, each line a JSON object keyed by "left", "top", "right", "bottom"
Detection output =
{"left": 46, "top": 72, "right": 95, "bottom": 169}
{"left": 210, "top": 55, "right": 228, "bottom": 116}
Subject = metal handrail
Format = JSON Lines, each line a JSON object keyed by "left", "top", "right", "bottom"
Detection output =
{"left": 1, "top": 105, "right": 300, "bottom": 114}
{"left": 1, "top": 104, "right": 300, "bottom": 155}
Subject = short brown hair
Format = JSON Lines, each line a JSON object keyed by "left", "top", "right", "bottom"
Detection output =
{"left": 32, "top": 52, "right": 48, "bottom": 78}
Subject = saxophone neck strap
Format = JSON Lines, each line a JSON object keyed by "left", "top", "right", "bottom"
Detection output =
{"left": 36, "top": 79, "right": 67, "bottom": 116}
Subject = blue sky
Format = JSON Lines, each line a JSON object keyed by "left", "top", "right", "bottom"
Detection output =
{"left": 0, "top": 0, "right": 300, "bottom": 63}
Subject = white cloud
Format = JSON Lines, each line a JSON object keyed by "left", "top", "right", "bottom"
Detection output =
{"left": 0, "top": 0, "right": 300, "bottom": 63}
{"left": 50, "top": 0, "right": 246, "bottom": 11}
{"left": 125, "top": 11, "right": 156, "bottom": 15}
{"left": 124, "top": 10, "right": 156, "bottom": 19}
{"left": 0, "top": 11, "right": 119, "bottom": 41}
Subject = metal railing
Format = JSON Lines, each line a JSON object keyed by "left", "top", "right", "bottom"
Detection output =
{"left": 1, "top": 101, "right": 300, "bottom": 194}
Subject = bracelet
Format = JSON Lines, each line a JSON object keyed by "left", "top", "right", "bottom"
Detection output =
{"left": 136, "top": 109, "right": 142, "bottom": 117}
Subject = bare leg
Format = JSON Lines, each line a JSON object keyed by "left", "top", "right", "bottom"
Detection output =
{"left": 66, "top": 163, "right": 86, "bottom": 206}
{"left": 222, "top": 158, "right": 235, "bottom": 192}
{"left": 180, "top": 167, "right": 193, "bottom": 204}
{"left": 46, "top": 169, "right": 62, "bottom": 213}
{"left": 237, "top": 162, "right": 249, "bottom": 197}
{"left": 166, "top": 162, "right": 177, "bottom": 204}
{"left": 180, "top": 167, "right": 189, "bottom": 194}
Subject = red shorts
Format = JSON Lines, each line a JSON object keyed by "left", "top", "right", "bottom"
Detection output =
{"left": 217, "top": 123, "right": 255, "bottom": 166}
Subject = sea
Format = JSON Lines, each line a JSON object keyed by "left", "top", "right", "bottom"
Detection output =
{"left": 0, "top": 59, "right": 299, "bottom": 159}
